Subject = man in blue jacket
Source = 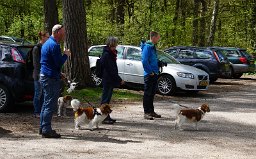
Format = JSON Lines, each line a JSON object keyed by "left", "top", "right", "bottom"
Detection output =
{"left": 40, "top": 24, "right": 71, "bottom": 138}
{"left": 141, "top": 31, "right": 161, "bottom": 120}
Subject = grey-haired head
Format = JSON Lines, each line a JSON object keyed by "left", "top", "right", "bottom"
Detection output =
{"left": 106, "top": 36, "right": 118, "bottom": 47}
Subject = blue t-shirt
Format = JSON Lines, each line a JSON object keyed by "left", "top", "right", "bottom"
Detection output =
{"left": 40, "top": 36, "right": 67, "bottom": 79}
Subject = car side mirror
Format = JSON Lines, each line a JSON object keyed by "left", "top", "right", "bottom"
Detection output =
{"left": 2, "top": 53, "right": 13, "bottom": 61}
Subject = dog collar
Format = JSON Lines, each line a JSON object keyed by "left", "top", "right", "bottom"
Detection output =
{"left": 93, "top": 108, "right": 102, "bottom": 116}
{"left": 198, "top": 108, "right": 205, "bottom": 115}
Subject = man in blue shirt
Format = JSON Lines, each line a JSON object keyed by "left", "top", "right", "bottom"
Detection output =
{"left": 141, "top": 31, "right": 161, "bottom": 120}
{"left": 40, "top": 24, "right": 71, "bottom": 138}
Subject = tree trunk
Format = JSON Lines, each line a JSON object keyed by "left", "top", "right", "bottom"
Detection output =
{"left": 172, "top": 0, "right": 180, "bottom": 45}
{"left": 44, "top": 0, "right": 59, "bottom": 34}
{"left": 250, "top": 0, "right": 256, "bottom": 47}
{"left": 192, "top": 0, "right": 200, "bottom": 46}
{"left": 181, "top": 0, "right": 187, "bottom": 45}
{"left": 62, "top": 0, "right": 92, "bottom": 87}
{"left": 207, "top": 0, "right": 219, "bottom": 46}
{"left": 199, "top": 0, "right": 207, "bottom": 47}
{"left": 116, "top": 0, "right": 125, "bottom": 37}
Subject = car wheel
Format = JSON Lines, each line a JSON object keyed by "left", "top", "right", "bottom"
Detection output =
{"left": 230, "top": 68, "right": 243, "bottom": 79}
{"left": 91, "top": 68, "right": 102, "bottom": 86}
{"left": 232, "top": 73, "right": 243, "bottom": 79}
{"left": 157, "top": 75, "right": 176, "bottom": 95}
{"left": 0, "top": 84, "right": 13, "bottom": 112}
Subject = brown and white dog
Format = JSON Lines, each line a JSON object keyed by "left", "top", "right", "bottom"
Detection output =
{"left": 174, "top": 103, "right": 210, "bottom": 130}
{"left": 57, "top": 95, "right": 73, "bottom": 117}
{"left": 71, "top": 99, "right": 112, "bottom": 130}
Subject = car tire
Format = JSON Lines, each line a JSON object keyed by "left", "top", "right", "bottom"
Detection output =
{"left": 232, "top": 73, "right": 243, "bottom": 79}
{"left": 230, "top": 68, "right": 243, "bottom": 79}
{"left": 157, "top": 75, "right": 176, "bottom": 95}
{"left": 0, "top": 84, "right": 13, "bottom": 112}
{"left": 91, "top": 68, "right": 102, "bottom": 86}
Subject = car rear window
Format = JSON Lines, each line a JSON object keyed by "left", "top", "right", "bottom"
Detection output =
{"left": 17, "top": 46, "right": 33, "bottom": 60}
{"left": 239, "top": 50, "right": 253, "bottom": 59}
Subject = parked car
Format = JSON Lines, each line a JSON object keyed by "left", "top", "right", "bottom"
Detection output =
{"left": 0, "top": 36, "right": 32, "bottom": 45}
{"left": 88, "top": 45, "right": 209, "bottom": 96}
{"left": 209, "top": 47, "right": 255, "bottom": 78}
{"left": 164, "top": 46, "right": 231, "bottom": 83}
{"left": 0, "top": 42, "right": 34, "bottom": 112}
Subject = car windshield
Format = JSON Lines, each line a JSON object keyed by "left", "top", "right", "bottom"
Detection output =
{"left": 157, "top": 50, "right": 180, "bottom": 64}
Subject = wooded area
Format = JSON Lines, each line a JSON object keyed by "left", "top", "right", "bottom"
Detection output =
{"left": 0, "top": 0, "right": 255, "bottom": 86}
{"left": 0, "top": 0, "right": 255, "bottom": 49}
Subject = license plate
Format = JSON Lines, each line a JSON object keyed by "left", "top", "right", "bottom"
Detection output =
{"left": 199, "top": 80, "right": 208, "bottom": 86}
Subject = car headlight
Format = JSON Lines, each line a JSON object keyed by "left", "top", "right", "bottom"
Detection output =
{"left": 177, "top": 72, "right": 194, "bottom": 79}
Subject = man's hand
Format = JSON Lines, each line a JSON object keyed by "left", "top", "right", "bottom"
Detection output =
{"left": 150, "top": 72, "right": 155, "bottom": 76}
{"left": 64, "top": 48, "right": 71, "bottom": 57}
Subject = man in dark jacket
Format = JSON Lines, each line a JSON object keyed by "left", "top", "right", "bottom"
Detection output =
{"left": 141, "top": 31, "right": 161, "bottom": 120}
{"left": 101, "top": 36, "right": 124, "bottom": 124}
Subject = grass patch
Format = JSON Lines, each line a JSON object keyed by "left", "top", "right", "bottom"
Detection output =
{"left": 63, "top": 87, "right": 142, "bottom": 105}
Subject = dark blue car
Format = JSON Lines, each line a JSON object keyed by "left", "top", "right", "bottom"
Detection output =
{"left": 164, "top": 46, "right": 231, "bottom": 83}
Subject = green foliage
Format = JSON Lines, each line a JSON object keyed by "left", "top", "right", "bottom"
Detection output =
{"left": 0, "top": 0, "right": 256, "bottom": 50}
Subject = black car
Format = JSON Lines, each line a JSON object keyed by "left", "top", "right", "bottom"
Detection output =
{"left": 0, "top": 42, "right": 34, "bottom": 112}
{"left": 209, "top": 47, "right": 255, "bottom": 78}
{"left": 164, "top": 46, "right": 231, "bottom": 83}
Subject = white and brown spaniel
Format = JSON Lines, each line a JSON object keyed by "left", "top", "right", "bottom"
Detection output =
{"left": 57, "top": 95, "right": 73, "bottom": 117}
{"left": 174, "top": 103, "right": 210, "bottom": 130}
{"left": 71, "top": 99, "right": 112, "bottom": 131}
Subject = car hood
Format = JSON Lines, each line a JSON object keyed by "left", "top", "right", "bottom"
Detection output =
{"left": 163, "top": 64, "right": 208, "bottom": 75}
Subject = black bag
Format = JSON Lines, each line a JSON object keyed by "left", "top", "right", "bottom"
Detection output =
{"left": 95, "top": 57, "right": 103, "bottom": 78}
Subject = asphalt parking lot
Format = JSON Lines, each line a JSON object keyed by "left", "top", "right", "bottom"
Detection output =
{"left": 0, "top": 75, "right": 256, "bottom": 159}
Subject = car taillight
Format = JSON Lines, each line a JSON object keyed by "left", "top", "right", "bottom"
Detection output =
{"left": 11, "top": 48, "right": 25, "bottom": 63}
{"left": 213, "top": 51, "right": 220, "bottom": 63}
{"left": 239, "top": 57, "right": 247, "bottom": 64}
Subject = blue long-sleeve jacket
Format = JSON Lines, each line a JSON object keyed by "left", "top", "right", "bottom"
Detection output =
{"left": 40, "top": 36, "right": 67, "bottom": 79}
{"left": 141, "top": 41, "right": 159, "bottom": 76}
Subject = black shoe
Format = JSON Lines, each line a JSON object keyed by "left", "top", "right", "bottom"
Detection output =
{"left": 102, "top": 119, "right": 115, "bottom": 124}
{"left": 39, "top": 128, "right": 56, "bottom": 135}
{"left": 42, "top": 130, "right": 61, "bottom": 138}
{"left": 144, "top": 113, "right": 154, "bottom": 120}
{"left": 150, "top": 112, "right": 161, "bottom": 118}
{"left": 109, "top": 117, "right": 116, "bottom": 123}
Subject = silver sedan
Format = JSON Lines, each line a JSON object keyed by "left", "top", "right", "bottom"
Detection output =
{"left": 89, "top": 45, "right": 209, "bottom": 95}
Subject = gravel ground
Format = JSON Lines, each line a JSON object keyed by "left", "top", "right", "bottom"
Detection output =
{"left": 0, "top": 75, "right": 256, "bottom": 159}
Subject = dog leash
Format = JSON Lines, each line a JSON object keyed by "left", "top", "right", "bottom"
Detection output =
{"left": 83, "top": 97, "right": 95, "bottom": 108}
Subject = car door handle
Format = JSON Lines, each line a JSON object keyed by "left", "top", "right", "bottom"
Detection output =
{"left": 126, "top": 63, "right": 133, "bottom": 66}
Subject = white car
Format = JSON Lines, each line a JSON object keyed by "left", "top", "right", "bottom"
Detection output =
{"left": 89, "top": 45, "right": 209, "bottom": 95}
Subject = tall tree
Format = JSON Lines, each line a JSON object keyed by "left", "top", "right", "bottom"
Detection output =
{"left": 198, "top": 0, "right": 207, "bottom": 46}
{"left": 62, "top": 0, "right": 92, "bottom": 87}
{"left": 172, "top": 0, "right": 180, "bottom": 45}
{"left": 250, "top": 0, "right": 256, "bottom": 47}
{"left": 192, "top": 0, "right": 200, "bottom": 45}
{"left": 207, "top": 0, "right": 219, "bottom": 46}
{"left": 44, "top": 0, "right": 59, "bottom": 34}
{"left": 116, "top": 0, "right": 125, "bottom": 37}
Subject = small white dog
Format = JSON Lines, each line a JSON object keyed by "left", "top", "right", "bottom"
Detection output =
{"left": 174, "top": 103, "right": 210, "bottom": 130}
{"left": 67, "top": 80, "right": 78, "bottom": 94}
{"left": 57, "top": 95, "right": 73, "bottom": 117}
{"left": 71, "top": 99, "right": 112, "bottom": 131}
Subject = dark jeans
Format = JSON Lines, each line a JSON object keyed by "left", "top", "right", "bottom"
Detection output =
{"left": 143, "top": 74, "right": 158, "bottom": 114}
{"left": 40, "top": 76, "right": 61, "bottom": 133}
{"left": 101, "top": 84, "right": 114, "bottom": 104}
{"left": 33, "top": 80, "right": 43, "bottom": 115}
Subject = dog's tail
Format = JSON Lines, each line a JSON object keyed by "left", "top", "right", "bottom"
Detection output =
{"left": 71, "top": 99, "right": 81, "bottom": 111}
{"left": 172, "top": 104, "right": 182, "bottom": 116}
